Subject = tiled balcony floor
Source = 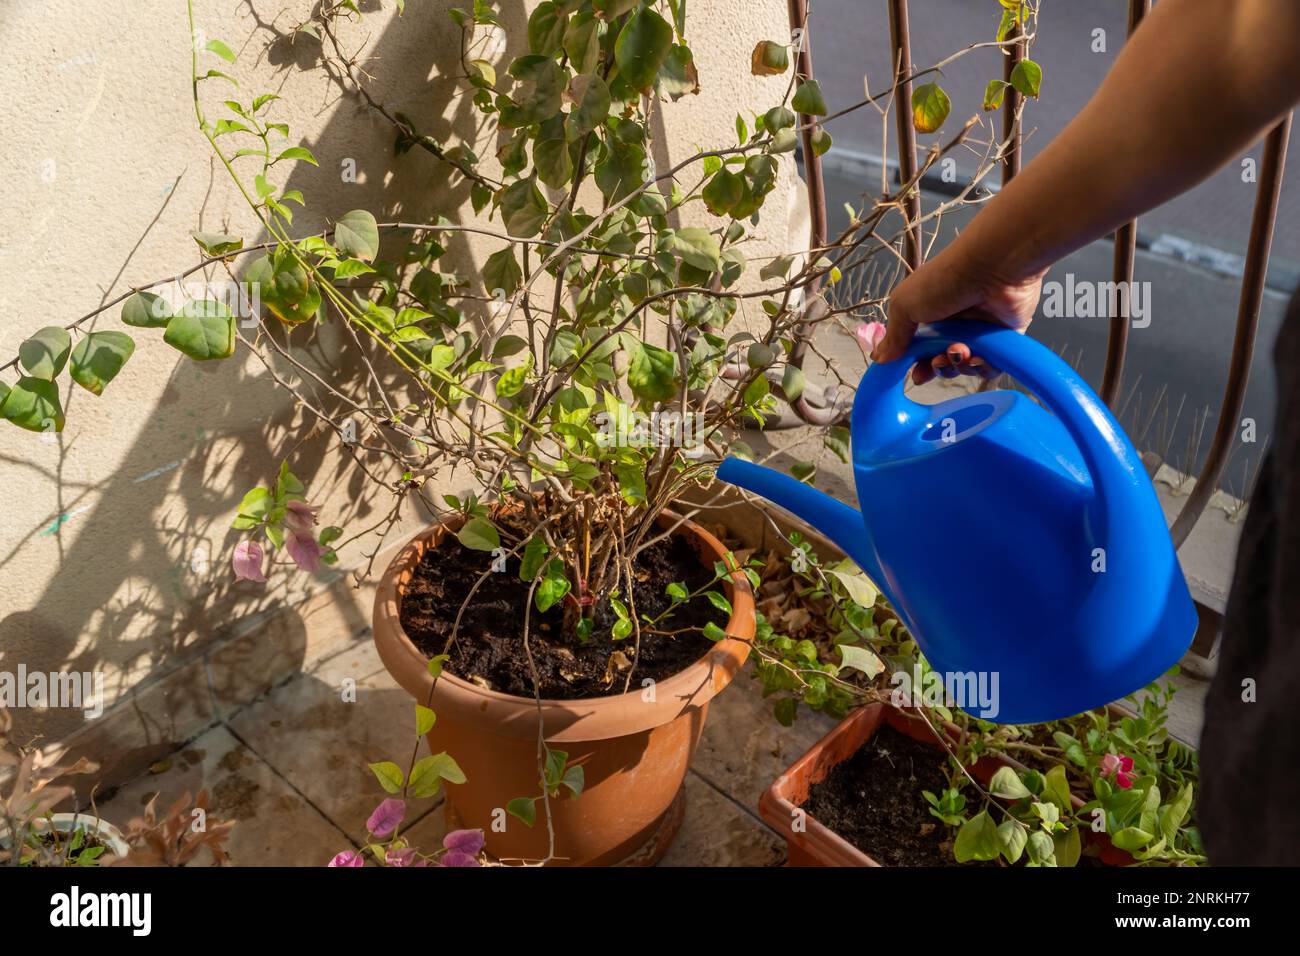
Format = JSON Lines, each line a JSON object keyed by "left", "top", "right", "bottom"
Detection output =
{"left": 95, "top": 631, "right": 836, "bottom": 866}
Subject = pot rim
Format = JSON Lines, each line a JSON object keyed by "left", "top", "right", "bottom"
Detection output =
{"left": 372, "top": 509, "right": 755, "bottom": 743}
{"left": 0, "top": 812, "right": 130, "bottom": 859}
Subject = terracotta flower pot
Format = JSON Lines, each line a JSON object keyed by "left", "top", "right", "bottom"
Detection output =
{"left": 373, "top": 510, "right": 754, "bottom": 866}
{"left": 761, "top": 702, "right": 1132, "bottom": 866}
{"left": 759, "top": 703, "right": 952, "bottom": 866}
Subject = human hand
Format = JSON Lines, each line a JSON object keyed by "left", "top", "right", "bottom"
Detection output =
{"left": 872, "top": 253, "right": 1046, "bottom": 386}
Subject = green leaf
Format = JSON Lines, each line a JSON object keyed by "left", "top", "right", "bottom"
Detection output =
{"left": 989, "top": 766, "right": 1032, "bottom": 800}
{"left": 658, "top": 44, "right": 698, "bottom": 100}
{"left": 774, "top": 697, "right": 797, "bottom": 727}
{"left": 276, "top": 146, "right": 319, "bottom": 166}
{"left": 506, "top": 796, "right": 538, "bottom": 827}
{"left": 1026, "top": 830, "right": 1056, "bottom": 865}
{"left": 334, "top": 209, "right": 380, "bottom": 261}
{"left": 192, "top": 231, "right": 244, "bottom": 256}
{"left": 702, "top": 168, "right": 742, "bottom": 216}
{"left": 744, "top": 373, "right": 770, "bottom": 408}
{"left": 457, "top": 516, "right": 501, "bottom": 551}
{"left": 594, "top": 140, "right": 649, "bottom": 200}
{"left": 702, "top": 621, "right": 728, "bottom": 643}
{"left": 997, "top": 819, "right": 1028, "bottom": 864}
{"left": 1111, "top": 826, "right": 1154, "bottom": 851}
{"left": 614, "top": 7, "right": 674, "bottom": 93}
{"left": 911, "top": 82, "right": 951, "bottom": 133}
{"left": 499, "top": 177, "right": 549, "bottom": 238}
{"left": 1010, "top": 59, "right": 1043, "bottom": 99}
{"left": 954, "top": 810, "right": 1001, "bottom": 862}
{"left": 408, "top": 752, "right": 466, "bottom": 798}
{"left": 234, "top": 487, "right": 271, "bottom": 525}
{"left": 996, "top": 7, "right": 1019, "bottom": 42}
{"left": 703, "top": 590, "right": 733, "bottom": 615}
{"left": 482, "top": 246, "right": 522, "bottom": 294}
{"left": 627, "top": 341, "right": 679, "bottom": 404}
{"left": 569, "top": 73, "right": 611, "bottom": 137}
{"left": 667, "top": 226, "right": 720, "bottom": 273}
{"left": 982, "top": 79, "right": 1009, "bottom": 111}
{"left": 535, "top": 559, "right": 571, "bottom": 612}
{"left": 837, "top": 644, "right": 884, "bottom": 679}
{"left": 826, "top": 567, "right": 878, "bottom": 608}
{"left": 18, "top": 327, "right": 72, "bottom": 380}
{"left": 368, "top": 761, "right": 404, "bottom": 795}
{"left": 781, "top": 364, "right": 806, "bottom": 402}
{"left": 415, "top": 705, "right": 436, "bottom": 736}
{"left": 1043, "top": 764, "right": 1073, "bottom": 813}
{"left": 0, "top": 377, "right": 64, "bottom": 433}
{"left": 163, "top": 301, "right": 236, "bottom": 360}
{"left": 533, "top": 130, "right": 573, "bottom": 190}
{"left": 593, "top": 0, "right": 638, "bottom": 19}
{"left": 69, "top": 331, "right": 135, "bottom": 396}
{"left": 825, "top": 425, "right": 851, "bottom": 463}
{"left": 563, "top": 11, "right": 602, "bottom": 75}
{"left": 506, "top": 55, "right": 564, "bottom": 126}
{"left": 121, "top": 291, "right": 172, "bottom": 328}
{"left": 427, "top": 654, "right": 450, "bottom": 679}
{"left": 520, "top": 535, "right": 549, "bottom": 581}
{"left": 205, "top": 39, "right": 236, "bottom": 62}
{"left": 791, "top": 79, "right": 827, "bottom": 116}
{"left": 770, "top": 127, "right": 798, "bottom": 154}
{"left": 751, "top": 40, "right": 789, "bottom": 76}
{"left": 527, "top": 1, "right": 567, "bottom": 56}
{"left": 1053, "top": 825, "right": 1081, "bottom": 867}
{"left": 561, "top": 764, "right": 585, "bottom": 797}
{"left": 1160, "top": 783, "right": 1194, "bottom": 846}
{"left": 810, "top": 127, "right": 833, "bottom": 156}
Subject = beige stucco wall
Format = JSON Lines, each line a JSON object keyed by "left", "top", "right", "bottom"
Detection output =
{"left": 0, "top": 0, "right": 803, "bottom": 746}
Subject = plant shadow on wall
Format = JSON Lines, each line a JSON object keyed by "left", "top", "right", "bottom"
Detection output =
{"left": 0, "top": 0, "right": 501, "bottom": 751}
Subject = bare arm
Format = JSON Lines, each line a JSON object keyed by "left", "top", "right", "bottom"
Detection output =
{"left": 875, "top": 0, "right": 1300, "bottom": 377}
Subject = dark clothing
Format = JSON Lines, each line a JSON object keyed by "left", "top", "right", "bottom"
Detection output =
{"left": 1200, "top": 289, "right": 1300, "bottom": 865}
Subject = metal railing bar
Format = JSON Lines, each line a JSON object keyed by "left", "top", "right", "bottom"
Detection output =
{"left": 1170, "top": 114, "right": 1292, "bottom": 547}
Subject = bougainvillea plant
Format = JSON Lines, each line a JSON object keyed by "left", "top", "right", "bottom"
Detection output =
{"left": 2, "top": 0, "right": 1041, "bottom": 861}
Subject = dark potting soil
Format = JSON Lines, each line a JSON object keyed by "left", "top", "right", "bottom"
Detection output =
{"left": 399, "top": 529, "right": 725, "bottom": 699}
{"left": 803, "top": 723, "right": 987, "bottom": 866}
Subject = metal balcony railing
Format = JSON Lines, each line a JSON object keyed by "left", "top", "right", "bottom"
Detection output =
{"left": 784, "top": 0, "right": 1293, "bottom": 549}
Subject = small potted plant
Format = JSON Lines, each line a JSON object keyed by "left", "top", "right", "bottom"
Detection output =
{"left": 0, "top": 705, "right": 123, "bottom": 867}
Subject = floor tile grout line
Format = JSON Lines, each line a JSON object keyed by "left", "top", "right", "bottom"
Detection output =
{"left": 220, "top": 719, "right": 363, "bottom": 857}
{"left": 686, "top": 766, "right": 781, "bottom": 839}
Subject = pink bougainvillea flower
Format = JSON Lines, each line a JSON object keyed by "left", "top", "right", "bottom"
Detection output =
{"left": 385, "top": 847, "right": 427, "bottom": 867}
{"left": 286, "top": 531, "right": 325, "bottom": 573}
{"left": 283, "top": 499, "right": 320, "bottom": 534}
{"left": 443, "top": 828, "right": 485, "bottom": 856}
{"left": 440, "top": 850, "right": 481, "bottom": 867}
{"left": 366, "top": 798, "right": 406, "bottom": 838}
{"left": 232, "top": 539, "right": 267, "bottom": 583}
{"left": 1100, "top": 753, "right": 1136, "bottom": 789}
{"left": 327, "top": 850, "right": 363, "bottom": 868}
{"left": 854, "top": 321, "right": 887, "bottom": 360}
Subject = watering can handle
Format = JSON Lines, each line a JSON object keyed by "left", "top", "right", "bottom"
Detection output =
{"left": 859, "top": 319, "right": 1149, "bottom": 539}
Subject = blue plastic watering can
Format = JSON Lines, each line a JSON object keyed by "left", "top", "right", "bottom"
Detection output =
{"left": 717, "top": 319, "right": 1196, "bottom": 724}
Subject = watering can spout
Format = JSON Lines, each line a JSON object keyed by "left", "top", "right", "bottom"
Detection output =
{"left": 715, "top": 457, "right": 884, "bottom": 586}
